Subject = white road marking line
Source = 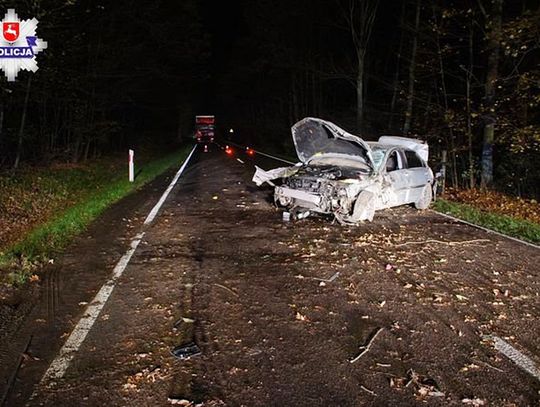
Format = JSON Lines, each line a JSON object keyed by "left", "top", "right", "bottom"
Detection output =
{"left": 144, "top": 144, "right": 198, "bottom": 225}
{"left": 433, "top": 210, "right": 539, "bottom": 249}
{"left": 37, "top": 146, "right": 197, "bottom": 386}
{"left": 40, "top": 232, "right": 145, "bottom": 382}
{"left": 236, "top": 158, "right": 245, "bottom": 164}
{"left": 484, "top": 335, "right": 540, "bottom": 381}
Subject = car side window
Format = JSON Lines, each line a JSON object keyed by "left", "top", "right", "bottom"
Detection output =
{"left": 386, "top": 151, "right": 398, "bottom": 172}
{"left": 405, "top": 151, "right": 424, "bottom": 168}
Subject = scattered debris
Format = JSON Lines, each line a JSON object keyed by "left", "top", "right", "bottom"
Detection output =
{"left": 350, "top": 327, "right": 384, "bottom": 363}
{"left": 461, "top": 398, "right": 486, "bottom": 406}
{"left": 360, "top": 385, "right": 377, "bottom": 396}
{"left": 171, "top": 342, "right": 201, "bottom": 360}
{"left": 313, "top": 271, "right": 340, "bottom": 283}
{"left": 167, "top": 397, "right": 193, "bottom": 406}
{"left": 174, "top": 317, "right": 195, "bottom": 327}
{"left": 122, "top": 382, "right": 137, "bottom": 391}
{"left": 459, "top": 363, "right": 480, "bottom": 372}
{"left": 472, "top": 359, "right": 504, "bottom": 373}
{"left": 390, "top": 369, "right": 445, "bottom": 399}
{"left": 295, "top": 312, "right": 308, "bottom": 322}
{"left": 213, "top": 283, "right": 239, "bottom": 297}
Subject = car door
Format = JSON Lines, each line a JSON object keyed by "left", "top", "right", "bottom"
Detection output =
{"left": 403, "top": 150, "right": 431, "bottom": 203}
{"left": 381, "top": 149, "right": 409, "bottom": 207}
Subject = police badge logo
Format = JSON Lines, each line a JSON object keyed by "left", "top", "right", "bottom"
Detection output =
{"left": 0, "top": 9, "right": 47, "bottom": 81}
{"left": 3, "top": 22, "right": 19, "bottom": 42}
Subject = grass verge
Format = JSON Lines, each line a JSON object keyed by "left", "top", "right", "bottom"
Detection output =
{"left": 0, "top": 146, "right": 192, "bottom": 285}
{"left": 433, "top": 199, "right": 540, "bottom": 244}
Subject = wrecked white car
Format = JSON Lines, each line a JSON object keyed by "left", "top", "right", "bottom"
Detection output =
{"left": 253, "top": 117, "right": 434, "bottom": 223}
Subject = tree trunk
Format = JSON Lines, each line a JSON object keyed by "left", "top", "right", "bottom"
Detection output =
{"left": 480, "top": 0, "right": 503, "bottom": 189}
{"left": 389, "top": 1, "right": 406, "bottom": 130}
{"left": 0, "top": 98, "right": 4, "bottom": 149}
{"left": 466, "top": 21, "right": 475, "bottom": 189}
{"left": 342, "top": 0, "right": 378, "bottom": 132}
{"left": 356, "top": 55, "right": 364, "bottom": 132}
{"left": 403, "top": 0, "right": 421, "bottom": 135}
{"left": 13, "top": 76, "right": 32, "bottom": 170}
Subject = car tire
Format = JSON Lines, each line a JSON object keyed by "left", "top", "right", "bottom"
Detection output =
{"left": 414, "top": 185, "right": 432, "bottom": 210}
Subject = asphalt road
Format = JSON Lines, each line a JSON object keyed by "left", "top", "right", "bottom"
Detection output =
{"left": 3, "top": 144, "right": 540, "bottom": 406}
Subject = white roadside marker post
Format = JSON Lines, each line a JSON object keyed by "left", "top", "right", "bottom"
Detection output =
{"left": 129, "top": 149, "right": 134, "bottom": 182}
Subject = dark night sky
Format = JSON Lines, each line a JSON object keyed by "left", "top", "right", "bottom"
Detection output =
{"left": 200, "top": 0, "right": 245, "bottom": 113}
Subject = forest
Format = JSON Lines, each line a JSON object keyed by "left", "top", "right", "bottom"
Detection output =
{"left": 0, "top": 0, "right": 539, "bottom": 198}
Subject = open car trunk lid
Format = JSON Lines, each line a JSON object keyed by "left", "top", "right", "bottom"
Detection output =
{"left": 291, "top": 118, "right": 374, "bottom": 170}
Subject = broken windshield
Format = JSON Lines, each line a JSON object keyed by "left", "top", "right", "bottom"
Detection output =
{"left": 370, "top": 147, "right": 387, "bottom": 171}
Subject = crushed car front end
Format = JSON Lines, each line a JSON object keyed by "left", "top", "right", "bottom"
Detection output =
{"left": 274, "top": 162, "right": 375, "bottom": 220}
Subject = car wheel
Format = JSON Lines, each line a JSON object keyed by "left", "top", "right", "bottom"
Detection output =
{"left": 414, "top": 185, "right": 432, "bottom": 210}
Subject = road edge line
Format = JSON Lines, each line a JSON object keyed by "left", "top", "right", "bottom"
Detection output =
{"left": 484, "top": 335, "right": 540, "bottom": 381}
{"left": 433, "top": 210, "right": 539, "bottom": 249}
{"left": 35, "top": 146, "right": 197, "bottom": 388}
{"left": 39, "top": 232, "right": 145, "bottom": 383}
{"left": 144, "top": 144, "right": 197, "bottom": 224}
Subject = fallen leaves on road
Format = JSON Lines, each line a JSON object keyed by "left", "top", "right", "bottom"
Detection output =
{"left": 461, "top": 397, "right": 487, "bottom": 406}
{"left": 295, "top": 311, "right": 308, "bottom": 321}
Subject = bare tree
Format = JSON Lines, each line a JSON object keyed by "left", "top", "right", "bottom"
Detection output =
{"left": 339, "top": 0, "right": 379, "bottom": 132}
{"left": 389, "top": 1, "right": 406, "bottom": 130}
{"left": 13, "top": 76, "right": 32, "bottom": 170}
{"left": 478, "top": 0, "right": 503, "bottom": 188}
{"left": 403, "top": 0, "right": 421, "bottom": 134}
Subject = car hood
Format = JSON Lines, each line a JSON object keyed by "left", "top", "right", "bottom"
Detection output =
{"left": 291, "top": 118, "right": 374, "bottom": 169}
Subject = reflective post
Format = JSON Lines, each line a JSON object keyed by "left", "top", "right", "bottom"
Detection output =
{"left": 129, "top": 149, "right": 134, "bottom": 182}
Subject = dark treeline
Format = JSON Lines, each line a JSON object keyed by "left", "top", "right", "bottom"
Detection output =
{"left": 0, "top": 0, "right": 209, "bottom": 167}
{"left": 0, "top": 0, "right": 539, "bottom": 197}
{"left": 214, "top": 0, "right": 540, "bottom": 197}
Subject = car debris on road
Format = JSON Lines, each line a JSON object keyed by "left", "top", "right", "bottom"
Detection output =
{"left": 171, "top": 342, "right": 202, "bottom": 360}
{"left": 253, "top": 117, "right": 435, "bottom": 223}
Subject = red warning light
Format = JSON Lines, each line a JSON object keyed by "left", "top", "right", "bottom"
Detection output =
{"left": 246, "top": 147, "right": 255, "bottom": 156}
{"left": 225, "top": 145, "right": 233, "bottom": 155}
